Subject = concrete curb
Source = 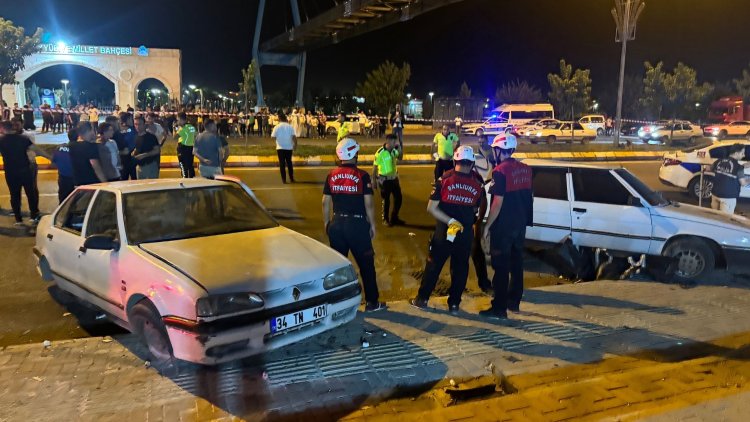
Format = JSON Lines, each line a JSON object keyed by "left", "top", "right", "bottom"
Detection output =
{"left": 0, "top": 151, "right": 666, "bottom": 171}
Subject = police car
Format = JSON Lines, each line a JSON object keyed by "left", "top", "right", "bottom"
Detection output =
{"left": 33, "top": 176, "right": 361, "bottom": 366}
{"left": 475, "top": 154, "right": 750, "bottom": 282}
{"left": 659, "top": 140, "right": 750, "bottom": 199}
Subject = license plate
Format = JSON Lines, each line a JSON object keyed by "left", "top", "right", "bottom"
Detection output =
{"left": 270, "top": 304, "right": 328, "bottom": 333}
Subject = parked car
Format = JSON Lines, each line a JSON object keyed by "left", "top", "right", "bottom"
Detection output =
{"left": 461, "top": 116, "right": 508, "bottom": 138}
{"left": 579, "top": 115, "right": 606, "bottom": 136}
{"left": 325, "top": 119, "right": 362, "bottom": 136}
{"left": 529, "top": 122, "right": 597, "bottom": 144}
{"left": 659, "top": 140, "right": 750, "bottom": 199}
{"left": 703, "top": 121, "right": 750, "bottom": 139}
{"left": 473, "top": 156, "right": 750, "bottom": 282}
{"left": 638, "top": 121, "right": 703, "bottom": 145}
{"left": 33, "top": 176, "right": 362, "bottom": 366}
{"left": 514, "top": 118, "right": 561, "bottom": 138}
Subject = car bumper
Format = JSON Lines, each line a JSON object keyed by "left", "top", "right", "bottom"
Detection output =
{"left": 166, "top": 283, "right": 361, "bottom": 364}
{"left": 722, "top": 246, "right": 750, "bottom": 273}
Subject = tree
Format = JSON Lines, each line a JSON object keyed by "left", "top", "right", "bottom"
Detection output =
{"left": 238, "top": 60, "right": 257, "bottom": 113}
{"left": 459, "top": 81, "right": 472, "bottom": 98}
{"left": 640, "top": 61, "right": 668, "bottom": 119}
{"left": 733, "top": 64, "right": 750, "bottom": 103}
{"left": 547, "top": 59, "right": 593, "bottom": 120}
{"left": 494, "top": 79, "right": 543, "bottom": 104}
{"left": 355, "top": 61, "right": 411, "bottom": 115}
{"left": 0, "top": 18, "right": 42, "bottom": 118}
{"left": 663, "top": 62, "right": 712, "bottom": 119}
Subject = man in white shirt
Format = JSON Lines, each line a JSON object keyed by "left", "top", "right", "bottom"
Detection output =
{"left": 271, "top": 113, "right": 297, "bottom": 183}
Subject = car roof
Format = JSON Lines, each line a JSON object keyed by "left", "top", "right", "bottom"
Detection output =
{"left": 79, "top": 178, "right": 231, "bottom": 194}
{"left": 702, "top": 140, "right": 750, "bottom": 149}
{"left": 522, "top": 159, "right": 618, "bottom": 170}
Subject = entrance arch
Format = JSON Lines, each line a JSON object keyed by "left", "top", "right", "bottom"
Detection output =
{"left": 3, "top": 43, "right": 181, "bottom": 110}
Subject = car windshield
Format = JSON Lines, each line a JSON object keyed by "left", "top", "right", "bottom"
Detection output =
{"left": 123, "top": 185, "right": 278, "bottom": 244}
{"left": 614, "top": 169, "right": 669, "bottom": 207}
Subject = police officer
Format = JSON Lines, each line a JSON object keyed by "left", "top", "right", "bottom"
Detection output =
{"left": 432, "top": 125, "right": 458, "bottom": 181}
{"left": 480, "top": 134, "right": 533, "bottom": 320}
{"left": 410, "top": 146, "right": 484, "bottom": 314}
{"left": 323, "top": 138, "right": 387, "bottom": 312}
{"left": 373, "top": 134, "right": 404, "bottom": 226}
{"left": 174, "top": 112, "right": 197, "bottom": 178}
{"left": 710, "top": 143, "right": 750, "bottom": 214}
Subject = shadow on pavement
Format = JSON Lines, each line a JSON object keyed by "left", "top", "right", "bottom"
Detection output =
{"left": 120, "top": 313, "right": 448, "bottom": 421}
{"left": 46, "top": 285, "right": 128, "bottom": 337}
{"left": 522, "top": 290, "right": 684, "bottom": 315}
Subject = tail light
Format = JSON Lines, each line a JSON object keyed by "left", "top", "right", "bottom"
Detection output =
{"left": 663, "top": 158, "right": 682, "bottom": 166}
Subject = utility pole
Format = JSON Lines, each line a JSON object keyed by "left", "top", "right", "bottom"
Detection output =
{"left": 612, "top": 0, "right": 645, "bottom": 146}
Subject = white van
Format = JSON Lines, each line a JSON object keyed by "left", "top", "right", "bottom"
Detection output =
{"left": 579, "top": 115, "right": 606, "bottom": 136}
{"left": 462, "top": 104, "right": 555, "bottom": 137}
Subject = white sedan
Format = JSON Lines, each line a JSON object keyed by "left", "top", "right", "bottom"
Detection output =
{"left": 33, "top": 177, "right": 361, "bottom": 366}
{"left": 659, "top": 140, "right": 750, "bottom": 199}
{"left": 703, "top": 121, "right": 750, "bottom": 139}
{"left": 529, "top": 122, "right": 597, "bottom": 144}
{"left": 638, "top": 121, "right": 703, "bottom": 145}
{"left": 514, "top": 119, "right": 561, "bottom": 138}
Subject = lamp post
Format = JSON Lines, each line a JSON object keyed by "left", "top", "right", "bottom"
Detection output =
{"left": 60, "top": 79, "right": 69, "bottom": 107}
{"left": 151, "top": 89, "right": 161, "bottom": 108}
{"left": 189, "top": 84, "right": 204, "bottom": 110}
{"left": 612, "top": 0, "right": 645, "bottom": 146}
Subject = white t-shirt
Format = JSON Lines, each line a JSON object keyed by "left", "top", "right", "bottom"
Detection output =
{"left": 271, "top": 122, "right": 296, "bottom": 150}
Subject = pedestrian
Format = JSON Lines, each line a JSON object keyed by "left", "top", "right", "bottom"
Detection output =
{"left": 69, "top": 122, "right": 108, "bottom": 187}
{"left": 390, "top": 104, "right": 405, "bottom": 145}
{"left": 322, "top": 138, "right": 387, "bottom": 312}
{"left": 96, "top": 122, "right": 121, "bottom": 182}
{"left": 710, "top": 143, "right": 750, "bottom": 214}
{"left": 455, "top": 115, "right": 464, "bottom": 134}
{"left": 432, "top": 124, "right": 457, "bottom": 181}
{"left": 118, "top": 112, "right": 137, "bottom": 180}
{"left": 606, "top": 116, "right": 614, "bottom": 136}
{"left": 373, "top": 134, "right": 404, "bottom": 226}
{"left": 132, "top": 116, "right": 161, "bottom": 179}
{"left": 318, "top": 111, "right": 327, "bottom": 138}
{"left": 271, "top": 113, "right": 297, "bottom": 184}
{"left": 52, "top": 130, "right": 76, "bottom": 203}
{"left": 409, "top": 146, "right": 484, "bottom": 314}
{"left": 88, "top": 105, "right": 99, "bottom": 132}
{"left": 12, "top": 103, "right": 23, "bottom": 125}
{"left": 41, "top": 104, "right": 53, "bottom": 133}
{"left": 193, "top": 119, "right": 224, "bottom": 179}
{"left": 22, "top": 103, "right": 35, "bottom": 130}
{"left": 174, "top": 112, "right": 197, "bottom": 178}
{"left": 480, "top": 134, "right": 533, "bottom": 320}
{"left": 0, "top": 121, "right": 51, "bottom": 225}
{"left": 52, "top": 104, "right": 63, "bottom": 134}
{"left": 146, "top": 113, "right": 167, "bottom": 147}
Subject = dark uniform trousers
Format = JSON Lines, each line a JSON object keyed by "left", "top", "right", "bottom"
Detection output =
{"left": 58, "top": 176, "right": 75, "bottom": 203}
{"left": 490, "top": 224, "right": 526, "bottom": 312}
{"left": 471, "top": 222, "right": 490, "bottom": 290}
{"left": 177, "top": 144, "right": 195, "bottom": 178}
{"left": 5, "top": 169, "right": 39, "bottom": 222}
{"left": 434, "top": 159, "right": 454, "bottom": 181}
{"left": 120, "top": 155, "right": 137, "bottom": 180}
{"left": 380, "top": 178, "right": 402, "bottom": 222}
{"left": 418, "top": 226, "right": 473, "bottom": 307}
{"left": 327, "top": 216, "right": 379, "bottom": 303}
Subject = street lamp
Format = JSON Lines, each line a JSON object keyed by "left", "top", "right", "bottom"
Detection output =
{"left": 612, "top": 0, "right": 645, "bottom": 146}
{"left": 189, "top": 84, "right": 204, "bottom": 110}
{"left": 60, "top": 79, "right": 69, "bottom": 107}
{"left": 407, "top": 93, "right": 412, "bottom": 100}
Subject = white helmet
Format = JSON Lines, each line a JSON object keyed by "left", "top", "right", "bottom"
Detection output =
{"left": 491, "top": 133, "right": 518, "bottom": 149}
{"left": 453, "top": 145, "right": 476, "bottom": 162}
{"left": 336, "top": 138, "right": 360, "bottom": 160}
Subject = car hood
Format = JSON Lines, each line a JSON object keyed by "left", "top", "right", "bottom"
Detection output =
{"left": 653, "top": 201, "right": 750, "bottom": 233}
{"left": 139, "top": 227, "right": 350, "bottom": 294}
{"left": 463, "top": 122, "right": 484, "bottom": 129}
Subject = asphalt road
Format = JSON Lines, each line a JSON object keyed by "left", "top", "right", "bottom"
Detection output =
{"left": 0, "top": 161, "right": 746, "bottom": 347}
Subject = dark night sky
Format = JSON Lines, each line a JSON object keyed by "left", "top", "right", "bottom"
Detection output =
{"left": 4, "top": 0, "right": 750, "bottom": 103}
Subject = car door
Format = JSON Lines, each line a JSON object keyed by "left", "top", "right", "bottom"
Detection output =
{"left": 78, "top": 190, "right": 125, "bottom": 316}
{"left": 560, "top": 123, "right": 572, "bottom": 140}
{"left": 526, "top": 166, "right": 572, "bottom": 244}
{"left": 45, "top": 189, "right": 96, "bottom": 286}
{"left": 570, "top": 168, "right": 652, "bottom": 253}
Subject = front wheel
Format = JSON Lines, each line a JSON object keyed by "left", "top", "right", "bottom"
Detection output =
{"left": 687, "top": 176, "right": 713, "bottom": 200}
{"left": 129, "top": 300, "right": 175, "bottom": 370}
{"left": 475, "top": 129, "right": 484, "bottom": 138}
{"left": 718, "top": 130, "right": 728, "bottom": 140}
{"left": 663, "top": 238, "right": 715, "bottom": 283}
{"left": 597, "top": 128, "right": 605, "bottom": 136}
{"left": 547, "top": 135, "right": 556, "bottom": 144}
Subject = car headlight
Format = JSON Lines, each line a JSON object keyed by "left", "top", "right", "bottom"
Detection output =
{"left": 323, "top": 265, "right": 357, "bottom": 290}
{"left": 536, "top": 132, "right": 543, "bottom": 137}
{"left": 196, "top": 293, "right": 265, "bottom": 318}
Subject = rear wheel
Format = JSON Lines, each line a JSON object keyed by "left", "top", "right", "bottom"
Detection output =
{"left": 688, "top": 136, "right": 698, "bottom": 145}
{"left": 687, "top": 175, "right": 713, "bottom": 200}
{"left": 546, "top": 135, "right": 556, "bottom": 144}
{"left": 719, "top": 130, "right": 728, "bottom": 140}
{"left": 597, "top": 128, "right": 605, "bottom": 136}
{"left": 663, "top": 238, "right": 715, "bottom": 283}
{"left": 129, "top": 300, "right": 175, "bottom": 370}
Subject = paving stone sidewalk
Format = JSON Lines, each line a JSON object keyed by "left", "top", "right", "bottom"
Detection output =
{"left": 2, "top": 278, "right": 750, "bottom": 421}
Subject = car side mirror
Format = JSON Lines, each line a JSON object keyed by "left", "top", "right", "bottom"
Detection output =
{"left": 627, "top": 195, "right": 643, "bottom": 207}
{"left": 84, "top": 234, "right": 120, "bottom": 251}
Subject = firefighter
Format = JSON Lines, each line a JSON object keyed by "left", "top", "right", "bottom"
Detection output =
{"left": 480, "top": 134, "right": 534, "bottom": 320}
{"left": 410, "top": 145, "right": 484, "bottom": 314}
{"left": 322, "top": 138, "right": 387, "bottom": 312}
